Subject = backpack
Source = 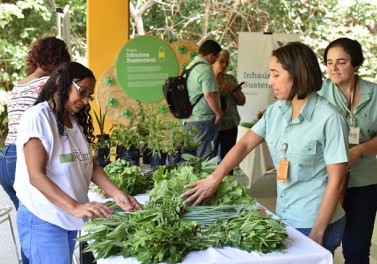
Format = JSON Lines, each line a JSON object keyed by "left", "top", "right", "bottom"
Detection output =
{"left": 162, "top": 62, "right": 204, "bottom": 119}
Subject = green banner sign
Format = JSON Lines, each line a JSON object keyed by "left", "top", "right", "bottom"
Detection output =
{"left": 115, "top": 36, "right": 178, "bottom": 103}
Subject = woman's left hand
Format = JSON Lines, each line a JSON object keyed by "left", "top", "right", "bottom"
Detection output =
{"left": 220, "top": 83, "right": 233, "bottom": 94}
{"left": 308, "top": 229, "right": 324, "bottom": 246}
{"left": 113, "top": 191, "right": 142, "bottom": 211}
{"left": 348, "top": 146, "right": 362, "bottom": 167}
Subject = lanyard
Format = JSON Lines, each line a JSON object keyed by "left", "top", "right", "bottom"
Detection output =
{"left": 334, "top": 79, "right": 357, "bottom": 127}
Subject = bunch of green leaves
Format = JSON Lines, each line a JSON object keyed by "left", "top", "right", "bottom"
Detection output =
{"left": 206, "top": 175, "right": 256, "bottom": 206}
{"left": 111, "top": 125, "right": 141, "bottom": 149}
{"left": 78, "top": 211, "right": 135, "bottom": 260}
{"left": 125, "top": 217, "right": 210, "bottom": 264}
{"left": 180, "top": 126, "right": 203, "bottom": 151}
{"left": 208, "top": 209, "right": 288, "bottom": 254}
{"left": 148, "top": 163, "right": 255, "bottom": 207}
{"left": 181, "top": 205, "right": 246, "bottom": 229}
{"left": 240, "top": 121, "right": 256, "bottom": 128}
{"left": 178, "top": 154, "right": 218, "bottom": 175}
{"left": 143, "top": 194, "right": 185, "bottom": 216}
{"left": 79, "top": 204, "right": 211, "bottom": 264}
{"left": 147, "top": 166, "right": 203, "bottom": 206}
{"left": 94, "top": 159, "right": 153, "bottom": 196}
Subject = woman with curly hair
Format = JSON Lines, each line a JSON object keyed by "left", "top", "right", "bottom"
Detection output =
{"left": 0, "top": 36, "right": 71, "bottom": 208}
{"left": 0, "top": 36, "right": 71, "bottom": 264}
{"left": 14, "top": 62, "right": 141, "bottom": 263}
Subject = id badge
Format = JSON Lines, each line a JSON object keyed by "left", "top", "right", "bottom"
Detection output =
{"left": 277, "top": 159, "right": 289, "bottom": 183}
{"left": 349, "top": 127, "right": 360, "bottom": 145}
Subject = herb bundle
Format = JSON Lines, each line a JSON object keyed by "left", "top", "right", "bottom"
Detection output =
{"left": 93, "top": 159, "right": 154, "bottom": 196}
{"left": 208, "top": 209, "right": 288, "bottom": 253}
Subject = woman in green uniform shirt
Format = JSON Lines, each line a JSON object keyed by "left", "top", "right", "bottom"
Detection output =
{"left": 318, "top": 37, "right": 377, "bottom": 264}
{"left": 182, "top": 42, "right": 349, "bottom": 255}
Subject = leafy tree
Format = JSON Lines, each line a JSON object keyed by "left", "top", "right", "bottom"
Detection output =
{"left": 0, "top": 0, "right": 87, "bottom": 93}
{"left": 129, "top": 0, "right": 377, "bottom": 81}
{"left": 0, "top": 0, "right": 87, "bottom": 147}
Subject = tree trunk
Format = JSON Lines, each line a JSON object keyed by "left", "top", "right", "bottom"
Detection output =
{"left": 130, "top": 0, "right": 155, "bottom": 35}
{"left": 202, "top": 0, "right": 211, "bottom": 38}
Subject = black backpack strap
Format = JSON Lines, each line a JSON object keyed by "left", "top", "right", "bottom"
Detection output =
{"left": 182, "top": 61, "right": 205, "bottom": 77}
{"left": 192, "top": 94, "right": 204, "bottom": 108}
{"left": 183, "top": 61, "right": 205, "bottom": 109}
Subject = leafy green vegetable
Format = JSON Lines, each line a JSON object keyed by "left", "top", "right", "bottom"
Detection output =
{"left": 80, "top": 159, "right": 287, "bottom": 264}
{"left": 94, "top": 159, "right": 154, "bottom": 196}
{"left": 208, "top": 209, "right": 288, "bottom": 253}
{"left": 147, "top": 164, "right": 256, "bottom": 207}
{"left": 79, "top": 204, "right": 211, "bottom": 264}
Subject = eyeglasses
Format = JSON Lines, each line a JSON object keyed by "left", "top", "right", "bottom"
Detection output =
{"left": 72, "top": 81, "right": 94, "bottom": 102}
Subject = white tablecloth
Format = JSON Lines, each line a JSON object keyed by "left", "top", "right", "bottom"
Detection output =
{"left": 237, "top": 126, "right": 274, "bottom": 188}
{"left": 87, "top": 192, "right": 333, "bottom": 264}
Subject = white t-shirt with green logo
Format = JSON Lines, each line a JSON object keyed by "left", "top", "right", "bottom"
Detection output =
{"left": 14, "top": 101, "right": 93, "bottom": 230}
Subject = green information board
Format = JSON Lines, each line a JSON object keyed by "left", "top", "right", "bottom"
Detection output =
{"left": 115, "top": 36, "right": 178, "bottom": 103}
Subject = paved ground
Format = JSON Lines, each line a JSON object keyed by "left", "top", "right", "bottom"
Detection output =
{"left": 0, "top": 187, "right": 21, "bottom": 264}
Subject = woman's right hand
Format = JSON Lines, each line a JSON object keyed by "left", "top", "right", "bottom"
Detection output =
{"left": 71, "top": 201, "right": 114, "bottom": 219}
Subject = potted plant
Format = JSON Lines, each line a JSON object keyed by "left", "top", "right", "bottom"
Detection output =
{"left": 111, "top": 125, "right": 141, "bottom": 166}
{"left": 165, "top": 120, "right": 184, "bottom": 165}
{"left": 130, "top": 103, "right": 152, "bottom": 164}
{"left": 181, "top": 126, "right": 203, "bottom": 156}
{"left": 92, "top": 107, "right": 113, "bottom": 168}
{"left": 141, "top": 105, "right": 170, "bottom": 168}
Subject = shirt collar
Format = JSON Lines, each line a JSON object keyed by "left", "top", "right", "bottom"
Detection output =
{"left": 299, "top": 92, "right": 318, "bottom": 121}
{"left": 278, "top": 92, "right": 319, "bottom": 122}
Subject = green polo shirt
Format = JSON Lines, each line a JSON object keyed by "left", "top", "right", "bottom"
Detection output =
{"left": 319, "top": 78, "right": 377, "bottom": 188}
{"left": 183, "top": 56, "right": 219, "bottom": 122}
{"left": 252, "top": 93, "right": 348, "bottom": 228}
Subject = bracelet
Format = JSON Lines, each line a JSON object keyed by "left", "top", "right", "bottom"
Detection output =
{"left": 356, "top": 145, "right": 365, "bottom": 158}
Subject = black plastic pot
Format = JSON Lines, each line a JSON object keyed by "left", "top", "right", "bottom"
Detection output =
{"left": 150, "top": 152, "right": 167, "bottom": 168}
{"left": 116, "top": 145, "right": 140, "bottom": 166}
{"left": 181, "top": 147, "right": 197, "bottom": 156}
{"left": 94, "top": 147, "right": 111, "bottom": 168}
{"left": 142, "top": 148, "right": 152, "bottom": 164}
{"left": 167, "top": 151, "right": 181, "bottom": 165}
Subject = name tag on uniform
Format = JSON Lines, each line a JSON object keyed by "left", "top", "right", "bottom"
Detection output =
{"left": 349, "top": 127, "right": 360, "bottom": 145}
{"left": 277, "top": 159, "right": 289, "bottom": 183}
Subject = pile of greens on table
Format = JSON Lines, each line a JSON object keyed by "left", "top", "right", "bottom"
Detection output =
{"left": 92, "top": 159, "right": 154, "bottom": 196}
{"left": 80, "top": 155, "right": 288, "bottom": 264}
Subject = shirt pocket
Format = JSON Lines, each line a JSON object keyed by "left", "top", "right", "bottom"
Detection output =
{"left": 290, "top": 140, "right": 317, "bottom": 182}
{"left": 358, "top": 113, "right": 377, "bottom": 142}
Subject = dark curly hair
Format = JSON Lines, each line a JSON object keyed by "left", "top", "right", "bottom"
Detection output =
{"left": 26, "top": 37, "right": 71, "bottom": 75}
{"left": 34, "top": 62, "right": 96, "bottom": 144}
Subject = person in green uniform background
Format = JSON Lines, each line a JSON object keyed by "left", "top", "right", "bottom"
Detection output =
{"left": 318, "top": 37, "right": 377, "bottom": 264}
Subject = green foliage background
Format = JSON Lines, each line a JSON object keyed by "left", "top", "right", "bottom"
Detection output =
{"left": 0, "top": 0, "right": 86, "bottom": 146}
{"left": 1, "top": 0, "right": 377, "bottom": 146}
{"left": 130, "top": 0, "right": 377, "bottom": 81}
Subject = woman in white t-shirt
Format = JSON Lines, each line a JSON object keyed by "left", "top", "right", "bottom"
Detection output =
{"left": 14, "top": 61, "right": 141, "bottom": 263}
{"left": 0, "top": 36, "right": 71, "bottom": 264}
